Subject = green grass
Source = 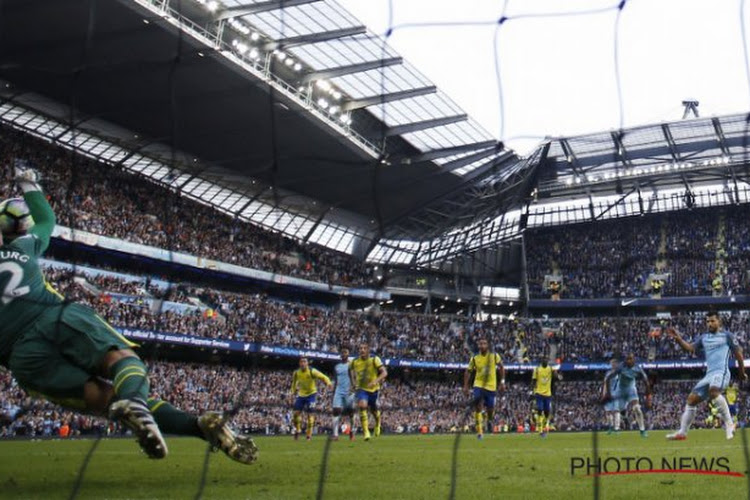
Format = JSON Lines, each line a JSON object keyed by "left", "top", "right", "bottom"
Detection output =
{"left": 0, "top": 430, "right": 749, "bottom": 499}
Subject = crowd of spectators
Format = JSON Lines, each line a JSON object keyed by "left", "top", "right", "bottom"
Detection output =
{"left": 0, "top": 125, "right": 375, "bottom": 289}
{"left": 526, "top": 208, "right": 748, "bottom": 299}
{"left": 41, "top": 264, "right": 750, "bottom": 365}
{"left": 526, "top": 217, "right": 661, "bottom": 299}
{"left": 1, "top": 360, "right": 740, "bottom": 438}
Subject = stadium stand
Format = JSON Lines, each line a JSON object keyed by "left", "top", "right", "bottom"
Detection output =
{"left": 526, "top": 207, "right": 750, "bottom": 298}
{"left": 1, "top": 361, "right": 741, "bottom": 437}
{"left": 37, "top": 261, "right": 750, "bottom": 364}
{"left": 0, "top": 126, "right": 376, "bottom": 289}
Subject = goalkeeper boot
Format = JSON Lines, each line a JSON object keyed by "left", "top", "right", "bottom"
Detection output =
{"left": 198, "top": 412, "right": 258, "bottom": 464}
{"left": 109, "top": 398, "right": 168, "bottom": 459}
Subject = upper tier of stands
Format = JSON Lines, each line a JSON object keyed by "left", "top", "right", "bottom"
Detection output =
{"left": 0, "top": 125, "right": 376, "bottom": 290}
{"left": 42, "top": 260, "right": 750, "bottom": 364}
{"left": 526, "top": 206, "right": 750, "bottom": 299}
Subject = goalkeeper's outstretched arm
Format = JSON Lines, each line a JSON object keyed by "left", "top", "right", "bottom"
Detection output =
{"left": 17, "top": 168, "right": 55, "bottom": 254}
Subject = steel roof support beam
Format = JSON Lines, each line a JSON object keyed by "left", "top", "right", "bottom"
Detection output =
{"left": 216, "top": 0, "right": 322, "bottom": 20}
{"left": 559, "top": 138, "right": 585, "bottom": 178}
{"left": 304, "top": 207, "right": 333, "bottom": 242}
{"left": 661, "top": 123, "right": 681, "bottom": 163}
{"left": 342, "top": 86, "right": 437, "bottom": 111}
{"left": 265, "top": 26, "right": 367, "bottom": 50}
{"left": 711, "top": 117, "right": 730, "bottom": 157}
{"left": 610, "top": 131, "right": 633, "bottom": 170}
{"left": 406, "top": 140, "right": 499, "bottom": 163}
{"left": 385, "top": 114, "right": 467, "bottom": 137}
{"left": 302, "top": 57, "right": 403, "bottom": 83}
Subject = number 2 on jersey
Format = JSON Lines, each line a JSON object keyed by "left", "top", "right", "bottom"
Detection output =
{"left": 0, "top": 261, "right": 30, "bottom": 305}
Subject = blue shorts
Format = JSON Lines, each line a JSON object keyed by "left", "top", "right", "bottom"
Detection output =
{"left": 356, "top": 389, "right": 379, "bottom": 408}
{"left": 333, "top": 392, "right": 355, "bottom": 410}
{"left": 293, "top": 394, "right": 317, "bottom": 412}
{"left": 473, "top": 388, "right": 496, "bottom": 409}
{"left": 692, "top": 371, "right": 730, "bottom": 400}
{"left": 535, "top": 394, "right": 551, "bottom": 413}
{"left": 729, "top": 404, "right": 738, "bottom": 416}
{"left": 604, "top": 397, "right": 622, "bottom": 412}
{"left": 617, "top": 386, "right": 639, "bottom": 406}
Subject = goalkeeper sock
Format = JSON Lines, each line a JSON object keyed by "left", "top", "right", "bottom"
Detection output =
{"left": 475, "top": 412, "right": 483, "bottom": 434}
{"left": 614, "top": 412, "right": 621, "bottom": 431}
{"left": 678, "top": 405, "right": 697, "bottom": 435}
{"left": 293, "top": 414, "right": 301, "bottom": 433}
{"left": 147, "top": 399, "right": 201, "bottom": 437}
{"left": 307, "top": 415, "right": 315, "bottom": 437}
{"left": 632, "top": 404, "right": 645, "bottom": 431}
{"left": 110, "top": 357, "right": 149, "bottom": 401}
{"left": 332, "top": 416, "right": 340, "bottom": 437}
{"left": 360, "top": 410, "right": 369, "bottom": 434}
{"left": 713, "top": 395, "right": 733, "bottom": 431}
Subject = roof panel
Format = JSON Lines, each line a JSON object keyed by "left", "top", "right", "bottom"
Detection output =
{"left": 290, "top": 34, "right": 397, "bottom": 71}
{"left": 245, "top": 1, "right": 360, "bottom": 40}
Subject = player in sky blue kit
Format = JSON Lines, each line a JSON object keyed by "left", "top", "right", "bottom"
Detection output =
{"left": 332, "top": 346, "right": 356, "bottom": 441}
{"left": 604, "top": 353, "right": 651, "bottom": 437}
{"left": 667, "top": 311, "right": 747, "bottom": 440}
{"left": 601, "top": 358, "right": 623, "bottom": 434}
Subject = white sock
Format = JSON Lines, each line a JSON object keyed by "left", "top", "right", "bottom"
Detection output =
{"left": 332, "top": 416, "right": 340, "bottom": 437}
{"left": 713, "top": 395, "right": 733, "bottom": 431}
{"left": 614, "top": 412, "right": 621, "bottom": 431}
{"left": 679, "top": 405, "right": 697, "bottom": 435}
{"left": 632, "top": 404, "right": 645, "bottom": 431}
{"left": 606, "top": 413, "right": 613, "bottom": 428}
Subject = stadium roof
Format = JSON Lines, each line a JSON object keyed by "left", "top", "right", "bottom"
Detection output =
{"left": 538, "top": 113, "right": 750, "bottom": 200}
{"left": 0, "top": 0, "right": 520, "bottom": 248}
{"left": 4, "top": 0, "right": 750, "bottom": 273}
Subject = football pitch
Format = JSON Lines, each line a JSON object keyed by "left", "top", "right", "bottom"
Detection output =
{"left": 0, "top": 431, "right": 749, "bottom": 500}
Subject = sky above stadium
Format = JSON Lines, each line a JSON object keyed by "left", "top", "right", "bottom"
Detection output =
{"left": 337, "top": 0, "right": 750, "bottom": 155}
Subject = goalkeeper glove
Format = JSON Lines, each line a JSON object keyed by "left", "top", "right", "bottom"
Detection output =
{"left": 15, "top": 167, "right": 42, "bottom": 193}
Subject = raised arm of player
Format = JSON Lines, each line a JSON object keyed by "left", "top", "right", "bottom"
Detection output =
{"left": 290, "top": 371, "right": 298, "bottom": 396}
{"left": 734, "top": 345, "right": 747, "bottom": 383}
{"left": 16, "top": 168, "right": 55, "bottom": 255}
{"left": 374, "top": 364, "right": 387, "bottom": 387}
{"left": 497, "top": 357, "right": 506, "bottom": 392}
{"left": 602, "top": 371, "right": 614, "bottom": 399}
{"left": 639, "top": 368, "right": 652, "bottom": 394}
{"left": 312, "top": 368, "right": 333, "bottom": 390}
{"left": 666, "top": 327, "right": 695, "bottom": 354}
{"left": 349, "top": 364, "right": 357, "bottom": 392}
{"left": 463, "top": 357, "right": 475, "bottom": 395}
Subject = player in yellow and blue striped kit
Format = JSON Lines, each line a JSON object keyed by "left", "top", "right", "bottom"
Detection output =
{"left": 463, "top": 338, "right": 505, "bottom": 440}
{"left": 290, "top": 357, "right": 332, "bottom": 440}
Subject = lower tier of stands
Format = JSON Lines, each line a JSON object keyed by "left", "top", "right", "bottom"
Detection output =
{"left": 0, "top": 360, "right": 740, "bottom": 437}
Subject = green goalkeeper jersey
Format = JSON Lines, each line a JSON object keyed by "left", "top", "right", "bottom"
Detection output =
{"left": 0, "top": 190, "right": 60, "bottom": 365}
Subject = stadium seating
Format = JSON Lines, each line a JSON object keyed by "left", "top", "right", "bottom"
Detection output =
{"left": 41, "top": 262, "right": 750, "bottom": 364}
{"left": 0, "top": 126, "right": 375, "bottom": 289}
{"left": 527, "top": 207, "right": 750, "bottom": 298}
{"left": 0, "top": 361, "right": 732, "bottom": 437}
